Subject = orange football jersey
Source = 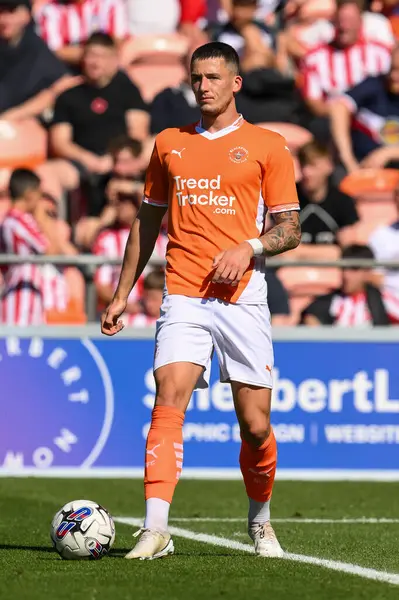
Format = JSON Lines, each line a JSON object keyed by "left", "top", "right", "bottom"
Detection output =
{"left": 144, "top": 117, "right": 299, "bottom": 303}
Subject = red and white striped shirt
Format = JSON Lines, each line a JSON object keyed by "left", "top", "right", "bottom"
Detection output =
{"left": 0, "top": 208, "right": 47, "bottom": 325}
{"left": 330, "top": 291, "right": 399, "bottom": 326}
{"left": 93, "top": 225, "right": 167, "bottom": 304}
{"left": 35, "top": 0, "right": 128, "bottom": 52}
{"left": 301, "top": 40, "right": 391, "bottom": 101}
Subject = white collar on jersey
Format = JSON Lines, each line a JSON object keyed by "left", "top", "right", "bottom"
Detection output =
{"left": 195, "top": 114, "right": 244, "bottom": 140}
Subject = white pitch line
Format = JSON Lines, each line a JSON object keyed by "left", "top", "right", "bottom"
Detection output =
{"left": 119, "top": 517, "right": 399, "bottom": 524}
{"left": 167, "top": 517, "right": 399, "bottom": 524}
{"left": 115, "top": 517, "right": 399, "bottom": 586}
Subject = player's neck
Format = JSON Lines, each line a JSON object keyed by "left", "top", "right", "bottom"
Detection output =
{"left": 200, "top": 107, "right": 242, "bottom": 133}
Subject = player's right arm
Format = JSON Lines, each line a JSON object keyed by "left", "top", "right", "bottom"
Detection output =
{"left": 101, "top": 141, "right": 168, "bottom": 336}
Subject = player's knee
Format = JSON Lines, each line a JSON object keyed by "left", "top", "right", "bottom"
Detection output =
{"left": 155, "top": 379, "right": 189, "bottom": 412}
{"left": 241, "top": 415, "right": 271, "bottom": 448}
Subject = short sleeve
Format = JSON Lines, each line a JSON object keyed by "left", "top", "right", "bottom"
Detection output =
{"left": 300, "top": 63, "right": 324, "bottom": 101}
{"left": 52, "top": 90, "right": 73, "bottom": 126}
{"left": 123, "top": 76, "right": 148, "bottom": 113}
{"left": 93, "top": 232, "right": 113, "bottom": 286}
{"left": 336, "top": 191, "right": 359, "bottom": 227}
{"left": 262, "top": 135, "right": 300, "bottom": 214}
{"left": 17, "top": 215, "right": 48, "bottom": 254}
{"left": 143, "top": 141, "right": 169, "bottom": 208}
{"left": 342, "top": 77, "right": 377, "bottom": 113}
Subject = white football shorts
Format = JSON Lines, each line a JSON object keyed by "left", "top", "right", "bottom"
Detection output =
{"left": 154, "top": 294, "right": 273, "bottom": 389}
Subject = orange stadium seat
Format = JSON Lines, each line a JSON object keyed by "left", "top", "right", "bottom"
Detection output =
{"left": 278, "top": 266, "right": 342, "bottom": 296}
{"left": 0, "top": 119, "right": 47, "bottom": 170}
{"left": 256, "top": 122, "right": 313, "bottom": 152}
{"left": 128, "top": 63, "right": 185, "bottom": 103}
{"left": 45, "top": 268, "right": 87, "bottom": 325}
{"left": 340, "top": 169, "right": 399, "bottom": 197}
{"left": 281, "top": 243, "right": 341, "bottom": 262}
{"left": 121, "top": 34, "right": 189, "bottom": 65}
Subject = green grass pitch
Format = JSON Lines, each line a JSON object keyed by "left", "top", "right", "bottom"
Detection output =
{"left": 1, "top": 478, "right": 399, "bottom": 600}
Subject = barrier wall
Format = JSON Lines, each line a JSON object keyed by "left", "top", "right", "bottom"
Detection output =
{"left": 1, "top": 326, "right": 399, "bottom": 480}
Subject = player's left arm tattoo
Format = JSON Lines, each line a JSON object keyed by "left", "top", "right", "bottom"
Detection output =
{"left": 260, "top": 210, "right": 301, "bottom": 256}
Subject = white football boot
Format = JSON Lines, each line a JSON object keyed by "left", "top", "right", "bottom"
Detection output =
{"left": 125, "top": 528, "right": 174, "bottom": 560}
{"left": 248, "top": 522, "right": 284, "bottom": 558}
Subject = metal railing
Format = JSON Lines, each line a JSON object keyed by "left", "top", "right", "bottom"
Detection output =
{"left": 1, "top": 254, "right": 398, "bottom": 322}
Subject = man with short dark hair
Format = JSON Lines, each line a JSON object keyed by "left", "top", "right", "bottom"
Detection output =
{"left": 0, "top": 0, "right": 69, "bottom": 120}
{"left": 102, "top": 41, "right": 301, "bottom": 560}
{"left": 49, "top": 32, "right": 149, "bottom": 215}
{"left": 0, "top": 168, "right": 64, "bottom": 324}
{"left": 302, "top": 244, "right": 399, "bottom": 326}
{"left": 297, "top": 140, "right": 359, "bottom": 245}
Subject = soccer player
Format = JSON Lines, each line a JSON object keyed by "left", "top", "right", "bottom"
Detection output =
{"left": 101, "top": 41, "right": 301, "bottom": 559}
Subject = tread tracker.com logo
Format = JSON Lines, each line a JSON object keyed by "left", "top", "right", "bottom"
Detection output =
{"left": 0, "top": 337, "right": 114, "bottom": 472}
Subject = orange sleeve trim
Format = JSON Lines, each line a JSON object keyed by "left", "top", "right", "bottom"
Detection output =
{"left": 143, "top": 196, "right": 168, "bottom": 208}
{"left": 269, "top": 203, "right": 300, "bottom": 214}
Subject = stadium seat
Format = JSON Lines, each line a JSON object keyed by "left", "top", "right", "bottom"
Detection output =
{"left": 121, "top": 34, "right": 189, "bottom": 66}
{"left": 128, "top": 63, "right": 185, "bottom": 103}
{"left": 282, "top": 243, "right": 340, "bottom": 262}
{"left": 340, "top": 169, "right": 399, "bottom": 197}
{"left": 45, "top": 268, "right": 87, "bottom": 325}
{"left": 256, "top": 122, "right": 313, "bottom": 153}
{"left": 278, "top": 266, "right": 342, "bottom": 296}
{"left": 0, "top": 119, "right": 47, "bottom": 170}
{"left": 355, "top": 199, "right": 397, "bottom": 237}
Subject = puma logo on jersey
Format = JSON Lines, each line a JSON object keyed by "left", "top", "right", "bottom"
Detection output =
{"left": 171, "top": 148, "right": 185, "bottom": 159}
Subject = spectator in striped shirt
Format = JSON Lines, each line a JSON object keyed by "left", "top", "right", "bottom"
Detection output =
{"left": 302, "top": 244, "right": 399, "bottom": 326}
{"left": 0, "top": 169, "right": 65, "bottom": 325}
{"left": 300, "top": 0, "right": 392, "bottom": 121}
{"left": 330, "top": 45, "right": 399, "bottom": 172}
{"left": 34, "top": 0, "right": 128, "bottom": 68}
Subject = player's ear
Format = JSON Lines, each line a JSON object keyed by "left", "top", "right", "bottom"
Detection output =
{"left": 233, "top": 75, "right": 243, "bottom": 95}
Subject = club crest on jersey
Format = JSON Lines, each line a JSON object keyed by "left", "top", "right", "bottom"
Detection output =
{"left": 229, "top": 146, "right": 248, "bottom": 164}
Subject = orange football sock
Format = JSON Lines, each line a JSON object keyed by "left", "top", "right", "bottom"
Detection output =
{"left": 144, "top": 405, "right": 185, "bottom": 504}
{"left": 239, "top": 429, "right": 277, "bottom": 503}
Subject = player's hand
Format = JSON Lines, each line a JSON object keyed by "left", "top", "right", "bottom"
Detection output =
{"left": 212, "top": 242, "right": 254, "bottom": 286}
{"left": 101, "top": 298, "right": 127, "bottom": 336}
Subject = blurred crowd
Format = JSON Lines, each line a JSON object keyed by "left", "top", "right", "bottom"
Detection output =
{"left": 1, "top": 0, "right": 399, "bottom": 327}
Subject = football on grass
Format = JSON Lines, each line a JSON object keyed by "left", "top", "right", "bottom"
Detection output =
{"left": 50, "top": 499, "right": 115, "bottom": 560}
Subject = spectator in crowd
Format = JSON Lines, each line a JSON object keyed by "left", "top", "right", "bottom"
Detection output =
{"left": 76, "top": 136, "right": 147, "bottom": 249}
{"left": 150, "top": 54, "right": 200, "bottom": 134}
{"left": 40, "top": 192, "right": 78, "bottom": 315}
{"left": 284, "top": 0, "right": 393, "bottom": 61}
{"left": 297, "top": 141, "right": 359, "bottom": 245}
{"left": 0, "top": 169, "right": 66, "bottom": 325}
{"left": 302, "top": 244, "right": 399, "bottom": 326}
{"left": 127, "top": 269, "right": 165, "bottom": 327}
{"left": 0, "top": 0, "right": 71, "bottom": 120}
{"left": 330, "top": 45, "right": 399, "bottom": 172}
{"left": 300, "top": 0, "right": 392, "bottom": 120}
{"left": 235, "top": 39, "right": 310, "bottom": 124}
{"left": 48, "top": 32, "right": 149, "bottom": 216}
{"left": 211, "top": 0, "right": 277, "bottom": 59}
{"left": 369, "top": 182, "right": 399, "bottom": 296}
{"left": 35, "top": 0, "right": 128, "bottom": 68}
{"left": 93, "top": 193, "right": 167, "bottom": 319}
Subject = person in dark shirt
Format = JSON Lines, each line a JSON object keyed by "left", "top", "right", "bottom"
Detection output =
{"left": 331, "top": 45, "right": 399, "bottom": 172}
{"left": 49, "top": 31, "right": 149, "bottom": 216}
{"left": 0, "top": 0, "right": 69, "bottom": 120}
{"left": 297, "top": 141, "right": 359, "bottom": 245}
{"left": 150, "top": 54, "right": 200, "bottom": 134}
